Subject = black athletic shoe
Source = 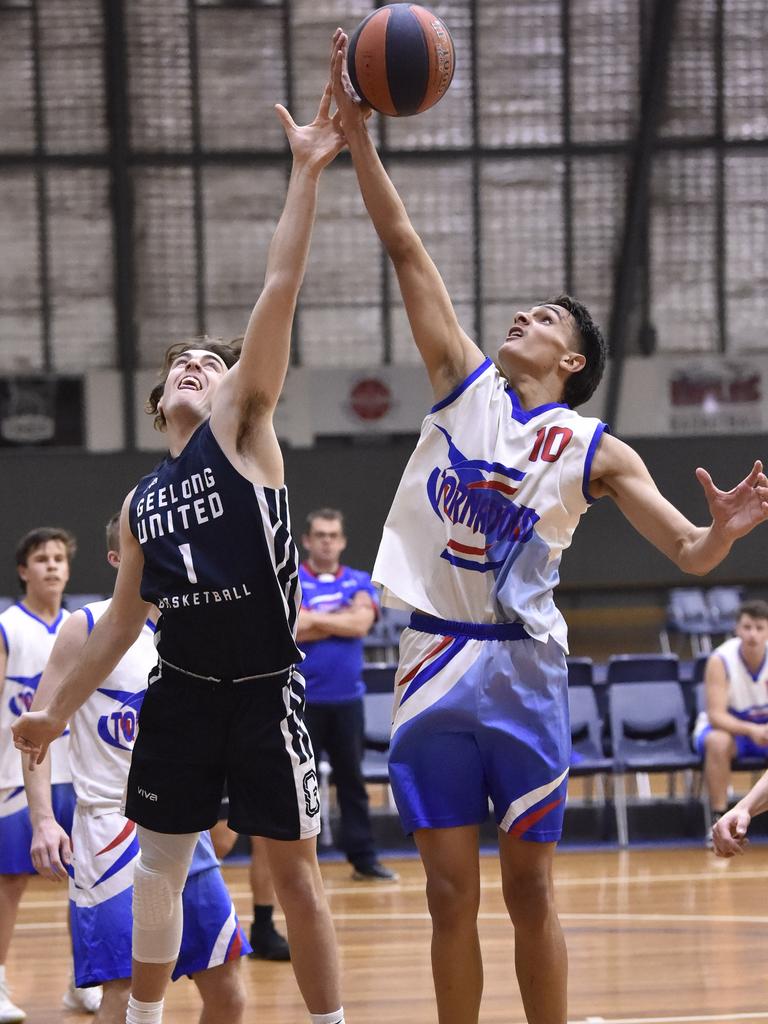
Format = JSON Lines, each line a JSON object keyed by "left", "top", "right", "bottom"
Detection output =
{"left": 351, "top": 861, "right": 399, "bottom": 882}
{"left": 248, "top": 924, "right": 291, "bottom": 961}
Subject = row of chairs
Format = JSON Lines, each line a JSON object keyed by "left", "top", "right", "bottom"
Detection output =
{"left": 333, "top": 657, "right": 766, "bottom": 848}
{"left": 660, "top": 585, "right": 743, "bottom": 655}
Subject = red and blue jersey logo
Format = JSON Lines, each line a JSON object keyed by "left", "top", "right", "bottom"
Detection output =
{"left": 426, "top": 425, "right": 539, "bottom": 572}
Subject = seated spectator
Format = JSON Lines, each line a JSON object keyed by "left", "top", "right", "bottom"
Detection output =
{"left": 693, "top": 599, "right": 768, "bottom": 837}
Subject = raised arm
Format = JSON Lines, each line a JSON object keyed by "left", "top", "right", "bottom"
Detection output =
{"left": 13, "top": 494, "right": 152, "bottom": 765}
{"left": 211, "top": 84, "right": 345, "bottom": 481}
{"left": 21, "top": 611, "right": 91, "bottom": 878}
{"left": 331, "top": 31, "right": 483, "bottom": 400}
{"left": 590, "top": 433, "right": 768, "bottom": 574}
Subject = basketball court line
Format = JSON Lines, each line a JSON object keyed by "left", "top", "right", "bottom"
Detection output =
{"left": 15, "top": 909, "right": 768, "bottom": 930}
{"left": 562, "top": 1014, "right": 768, "bottom": 1024}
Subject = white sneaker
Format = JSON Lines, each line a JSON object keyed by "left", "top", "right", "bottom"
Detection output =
{"left": 0, "top": 979, "right": 26, "bottom": 1024}
{"left": 62, "top": 981, "right": 102, "bottom": 1014}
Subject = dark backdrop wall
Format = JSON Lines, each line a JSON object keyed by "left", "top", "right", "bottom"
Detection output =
{"left": 1, "top": 434, "right": 766, "bottom": 599}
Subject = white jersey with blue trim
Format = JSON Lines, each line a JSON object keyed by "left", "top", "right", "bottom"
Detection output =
{"left": 68, "top": 600, "right": 158, "bottom": 810}
{"left": 373, "top": 358, "right": 608, "bottom": 652}
{"left": 0, "top": 602, "right": 71, "bottom": 788}
{"left": 709, "top": 636, "right": 768, "bottom": 723}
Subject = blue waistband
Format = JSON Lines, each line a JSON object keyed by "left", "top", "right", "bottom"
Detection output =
{"left": 409, "top": 613, "right": 528, "bottom": 642}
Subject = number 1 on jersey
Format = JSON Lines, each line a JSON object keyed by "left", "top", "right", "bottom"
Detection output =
{"left": 178, "top": 543, "right": 197, "bottom": 584}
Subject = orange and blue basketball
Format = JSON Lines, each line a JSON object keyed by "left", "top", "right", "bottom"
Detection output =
{"left": 347, "top": 4, "right": 455, "bottom": 117}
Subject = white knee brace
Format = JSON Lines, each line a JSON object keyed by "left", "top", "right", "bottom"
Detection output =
{"left": 132, "top": 827, "right": 199, "bottom": 964}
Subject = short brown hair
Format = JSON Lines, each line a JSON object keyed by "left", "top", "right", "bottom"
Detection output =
{"left": 105, "top": 513, "right": 121, "bottom": 555}
{"left": 304, "top": 508, "right": 345, "bottom": 535}
{"left": 15, "top": 527, "right": 76, "bottom": 592}
{"left": 146, "top": 337, "right": 242, "bottom": 431}
{"left": 738, "top": 599, "right": 768, "bottom": 622}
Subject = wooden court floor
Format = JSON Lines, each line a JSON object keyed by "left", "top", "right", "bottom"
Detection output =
{"left": 9, "top": 844, "right": 768, "bottom": 1023}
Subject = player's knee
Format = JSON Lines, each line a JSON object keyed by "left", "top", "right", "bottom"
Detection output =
{"left": 132, "top": 859, "right": 185, "bottom": 964}
{"left": 424, "top": 871, "right": 480, "bottom": 927}
{"left": 0, "top": 872, "right": 29, "bottom": 896}
{"left": 200, "top": 966, "right": 246, "bottom": 1022}
{"left": 271, "top": 852, "right": 325, "bottom": 912}
{"left": 502, "top": 869, "right": 553, "bottom": 926}
{"left": 704, "top": 729, "right": 735, "bottom": 758}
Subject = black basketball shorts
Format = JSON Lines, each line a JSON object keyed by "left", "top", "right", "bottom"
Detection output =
{"left": 124, "top": 661, "right": 321, "bottom": 839}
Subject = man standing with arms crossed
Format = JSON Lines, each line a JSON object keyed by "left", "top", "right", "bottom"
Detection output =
{"left": 14, "top": 83, "right": 347, "bottom": 1024}
{"left": 298, "top": 508, "right": 397, "bottom": 882}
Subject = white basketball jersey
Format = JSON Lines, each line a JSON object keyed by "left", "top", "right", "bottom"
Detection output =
{"left": 0, "top": 602, "right": 71, "bottom": 787}
{"left": 373, "top": 358, "right": 607, "bottom": 652}
{"left": 715, "top": 635, "right": 768, "bottom": 721}
{"left": 68, "top": 600, "right": 159, "bottom": 809}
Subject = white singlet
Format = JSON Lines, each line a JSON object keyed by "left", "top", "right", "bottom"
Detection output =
{"left": 68, "top": 600, "right": 158, "bottom": 810}
{"left": 0, "top": 602, "right": 71, "bottom": 787}
{"left": 373, "top": 358, "right": 607, "bottom": 652}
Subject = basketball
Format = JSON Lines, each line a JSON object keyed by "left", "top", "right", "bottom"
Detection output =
{"left": 347, "top": 4, "right": 455, "bottom": 117}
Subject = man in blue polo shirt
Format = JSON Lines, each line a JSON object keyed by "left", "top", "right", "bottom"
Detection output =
{"left": 297, "top": 509, "right": 397, "bottom": 882}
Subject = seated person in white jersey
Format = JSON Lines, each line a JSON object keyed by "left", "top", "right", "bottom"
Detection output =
{"left": 693, "top": 599, "right": 768, "bottom": 834}
{"left": 13, "top": 84, "right": 347, "bottom": 1024}
{"left": 22, "top": 513, "right": 249, "bottom": 1024}
{"left": 331, "top": 30, "right": 768, "bottom": 1024}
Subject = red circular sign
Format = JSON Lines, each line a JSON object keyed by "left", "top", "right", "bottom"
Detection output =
{"left": 349, "top": 377, "right": 392, "bottom": 421}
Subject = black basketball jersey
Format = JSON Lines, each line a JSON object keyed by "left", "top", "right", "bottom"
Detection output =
{"left": 128, "top": 420, "right": 301, "bottom": 679}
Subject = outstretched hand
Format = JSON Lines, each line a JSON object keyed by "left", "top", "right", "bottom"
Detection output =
{"left": 330, "top": 28, "right": 372, "bottom": 134}
{"left": 696, "top": 460, "right": 768, "bottom": 541}
{"left": 274, "top": 80, "right": 346, "bottom": 173}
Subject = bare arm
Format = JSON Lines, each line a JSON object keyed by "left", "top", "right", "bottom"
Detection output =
{"left": 13, "top": 494, "right": 152, "bottom": 764}
{"left": 296, "top": 608, "right": 329, "bottom": 644}
{"left": 590, "top": 434, "right": 768, "bottom": 575}
{"left": 296, "top": 593, "right": 377, "bottom": 641}
{"left": 331, "top": 31, "right": 483, "bottom": 401}
{"left": 210, "top": 86, "right": 345, "bottom": 483}
{"left": 22, "top": 612, "right": 92, "bottom": 878}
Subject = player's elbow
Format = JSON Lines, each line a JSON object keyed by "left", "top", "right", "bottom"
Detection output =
{"left": 385, "top": 224, "right": 422, "bottom": 265}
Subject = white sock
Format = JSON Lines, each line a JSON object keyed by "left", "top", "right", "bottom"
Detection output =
{"left": 126, "top": 995, "right": 164, "bottom": 1023}
{"left": 309, "top": 1011, "right": 345, "bottom": 1024}
{"left": 0, "top": 964, "right": 6, "bottom": 984}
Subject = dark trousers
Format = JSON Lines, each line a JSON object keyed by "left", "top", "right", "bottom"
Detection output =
{"left": 303, "top": 699, "right": 377, "bottom": 868}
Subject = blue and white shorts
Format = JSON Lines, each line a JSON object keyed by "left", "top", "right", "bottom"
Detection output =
{"left": 389, "top": 614, "right": 570, "bottom": 842}
{"left": 0, "top": 782, "right": 76, "bottom": 874}
{"left": 694, "top": 721, "right": 768, "bottom": 761}
{"left": 68, "top": 808, "right": 250, "bottom": 987}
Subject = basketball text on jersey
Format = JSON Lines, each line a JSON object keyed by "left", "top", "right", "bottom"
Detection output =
{"left": 127, "top": 421, "right": 302, "bottom": 679}
{"left": 134, "top": 468, "right": 222, "bottom": 543}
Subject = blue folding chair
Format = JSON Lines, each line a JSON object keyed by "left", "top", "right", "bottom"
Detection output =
{"left": 609, "top": 681, "right": 701, "bottom": 846}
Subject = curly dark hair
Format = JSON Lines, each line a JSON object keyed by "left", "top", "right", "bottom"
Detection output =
{"left": 542, "top": 295, "right": 608, "bottom": 409}
{"left": 146, "top": 337, "right": 242, "bottom": 431}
